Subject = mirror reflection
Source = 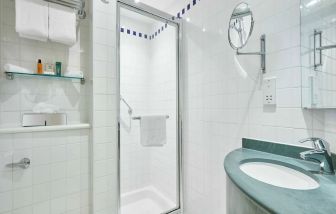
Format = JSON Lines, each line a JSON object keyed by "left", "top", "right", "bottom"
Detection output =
{"left": 228, "top": 2, "right": 254, "bottom": 50}
{"left": 301, "top": 0, "right": 336, "bottom": 108}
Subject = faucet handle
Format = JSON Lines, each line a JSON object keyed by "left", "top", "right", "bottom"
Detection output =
{"left": 299, "top": 137, "right": 330, "bottom": 155}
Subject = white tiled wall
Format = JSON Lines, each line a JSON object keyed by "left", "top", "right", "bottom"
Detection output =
{"left": 178, "top": 0, "right": 336, "bottom": 213}
{"left": 120, "top": 13, "right": 152, "bottom": 193}
{"left": 0, "top": 129, "right": 91, "bottom": 214}
{"left": 180, "top": 0, "right": 307, "bottom": 213}
{"left": 148, "top": 23, "right": 177, "bottom": 203}
{"left": 92, "top": 0, "right": 118, "bottom": 213}
{"left": 0, "top": 0, "right": 92, "bottom": 213}
{"left": 0, "top": 0, "right": 91, "bottom": 127}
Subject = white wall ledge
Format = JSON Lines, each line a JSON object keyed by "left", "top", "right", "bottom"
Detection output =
{"left": 0, "top": 123, "right": 91, "bottom": 134}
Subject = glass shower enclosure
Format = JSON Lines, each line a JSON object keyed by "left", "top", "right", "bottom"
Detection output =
{"left": 116, "top": 1, "right": 182, "bottom": 214}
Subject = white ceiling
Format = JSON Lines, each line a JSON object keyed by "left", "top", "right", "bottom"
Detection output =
{"left": 140, "top": 0, "right": 177, "bottom": 12}
{"left": 139, "top": 0, "right": 187, "bottom": 14}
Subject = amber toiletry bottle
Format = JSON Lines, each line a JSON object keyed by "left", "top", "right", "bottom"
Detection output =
{"left": 37, "top": 59, "right": 43, "bottom": 74}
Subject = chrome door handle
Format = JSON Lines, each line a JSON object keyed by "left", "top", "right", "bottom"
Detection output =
{"left": 7, "top": 158, "right": 31, "bottom": 169}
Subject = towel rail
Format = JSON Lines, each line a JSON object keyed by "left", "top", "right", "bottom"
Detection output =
{"left": 44, "top": 0, "right": 86, "bottom": 19}
{"left": 132, "top": 115, "right": 170, "bottom": 120}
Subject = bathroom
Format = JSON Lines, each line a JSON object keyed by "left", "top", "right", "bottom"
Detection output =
{"left": 0, "top": 0, "right": 335, "bottom": 213}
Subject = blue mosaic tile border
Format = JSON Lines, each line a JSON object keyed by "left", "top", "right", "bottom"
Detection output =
{"left": 120, "top": 0, "right": 200, "bottom": 40}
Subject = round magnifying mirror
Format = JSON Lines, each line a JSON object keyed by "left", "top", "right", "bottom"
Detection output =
{"left": 228, "top": 2, "right": 254, "bottom": 50}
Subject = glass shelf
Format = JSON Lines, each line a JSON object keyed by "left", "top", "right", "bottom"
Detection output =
{"left": 5, "top": 71, "right": 85, "bottom": 84}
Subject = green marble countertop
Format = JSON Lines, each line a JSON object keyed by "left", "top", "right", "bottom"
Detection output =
{"left": 224, "top": 140, "right": 336, "bottom": 214}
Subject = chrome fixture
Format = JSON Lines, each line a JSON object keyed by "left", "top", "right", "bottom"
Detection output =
{"left": 236, "top": 35, "right": 266, "bottom": 74}
{"left": 120, "top": 96, "right": 133, "bottom": 115}
{"left": 7, "top": 158, "right": 31, "bottom": 169}
{"left": 132, "top": 115, "right": 170, "bottom": 120}
{"left": 228, "top": 2, "right": 266, "bottom": 73}
{"left": 44, "top": 0, "right": 86, "bottom": 19}
{"left": 314, "top": 30, "right": 336, "bottom": 69}
{"left": 299, "top": 137, "right": 334, "bottom": 174}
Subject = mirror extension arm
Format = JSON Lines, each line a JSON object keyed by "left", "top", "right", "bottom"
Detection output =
{"left": 236, "top": 34, "right": 266, "bottom": 74}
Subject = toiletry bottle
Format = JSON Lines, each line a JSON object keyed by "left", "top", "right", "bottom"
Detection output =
{"left": 37, "top": 59, "right": 43, "bottom": 74}
{"left": 45, "top": 63, "right": 55, "bottom": 75}
{"left": 55, "top": 62, "right": 62, "bottom": 76}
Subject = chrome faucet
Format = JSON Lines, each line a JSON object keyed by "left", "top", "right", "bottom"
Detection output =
{"left": 299, "top": 137, "right": 334, "bottom": 175}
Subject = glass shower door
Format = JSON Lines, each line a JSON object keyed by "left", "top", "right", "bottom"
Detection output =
{"left": 117, "top": 2, "right": 181, "bottom": 214}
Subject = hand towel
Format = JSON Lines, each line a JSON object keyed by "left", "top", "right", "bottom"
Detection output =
{"left": 15, "top": 0, "right": 48, "bottom": 42}
{"left": 48, "top": 3, "right": 77, "bottom": 46}
{"left": 4, "top": 64, "right": 33, "bottom": 74}
{"left": 140, "top": 115, "right": 167, "bottom": 147}
{"left": 32, "top": 102, "right": 60, "bottom": 114}
{"left": 64, "top": 69, "right": 84, "bottom": 78}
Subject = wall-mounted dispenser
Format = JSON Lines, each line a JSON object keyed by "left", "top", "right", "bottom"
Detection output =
{"left": 228, "top": 2, "right": 266, "bottom": 73}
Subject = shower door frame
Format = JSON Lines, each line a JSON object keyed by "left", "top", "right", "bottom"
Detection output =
{"left": 116, "top": 1, "right": 183, "bottom": 214}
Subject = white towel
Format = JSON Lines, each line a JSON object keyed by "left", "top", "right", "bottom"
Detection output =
{"left": 4, "top": 64, "right": 33, "bottom": 74}
{"left": 140, "top": 116, "right": 167, "bottom": 147}
{"left": 64, "top": 69, "right": 84, "bottom": 78}
{"left": 15, "top": 0, "right": 48, "bottom": 42}
{"left": 48, "top": 3, "right": 77, "bottom": 46}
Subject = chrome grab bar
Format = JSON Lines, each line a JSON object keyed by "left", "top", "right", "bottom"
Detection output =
{"left": 120, "top": 96, "right": 133, "bottom": 115}
{"left": 132, "top": 115, "right": 169, "bottom": 120}
{"left": 7, "top": 158, "right": 31, "bottom": 169}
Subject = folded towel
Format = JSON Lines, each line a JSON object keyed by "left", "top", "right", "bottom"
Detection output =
{"left": 15, "top": 0, "right": 48, "bottom": 42}
{"left": 140, "top": 115, "right": 167, "bottom": 147}
{"left": 49, "top": 3, "right": 77, "bottom": 46}
{"left": 32, "top": 102, "right": 60, "bottom": 114}
{"left": 18, "top": 33, "right": 47, "bottom": 42}
{"left": 64, "top": 69, "right": 84, "bottom": 78}
{"left": 4, "top": 64, "right": 33, "bottom": 74}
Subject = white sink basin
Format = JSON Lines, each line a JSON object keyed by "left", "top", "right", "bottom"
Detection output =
{"left": 240, "top": 162, "right": 319, "bottom": 190}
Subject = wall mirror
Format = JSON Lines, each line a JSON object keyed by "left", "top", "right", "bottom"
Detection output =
{"left": 301, "top": 0, "right": 336, "bottom": 108}
{"left": 228, "top": 2, "right": 266, "bottom": 73}
{"left": 228, "top": 2, "right": 254, "bottom": 50}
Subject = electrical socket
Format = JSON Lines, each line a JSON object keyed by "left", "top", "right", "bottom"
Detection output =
{"left": 263, "top": 77, "right": 276, "bottom": 105}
